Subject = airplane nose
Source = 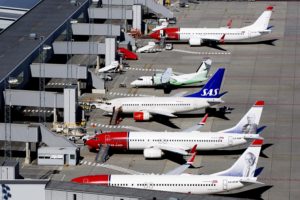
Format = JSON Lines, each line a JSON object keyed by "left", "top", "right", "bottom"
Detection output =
{"left": 71, "top": 175, "right": 110, "bottom": 185}
{"left": 130, "top": 80, "right": 138, "bottom": 86}
{"left": 149, "top": 30, "right": 160, "bottom": 40}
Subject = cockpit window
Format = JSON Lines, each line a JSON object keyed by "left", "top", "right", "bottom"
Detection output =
{"left": 138, "top": 78, "right": 143, "bottom": 80}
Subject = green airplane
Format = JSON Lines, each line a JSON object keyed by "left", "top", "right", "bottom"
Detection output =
{"left": 130, "top": 59, "right": 212, "bottom": 87}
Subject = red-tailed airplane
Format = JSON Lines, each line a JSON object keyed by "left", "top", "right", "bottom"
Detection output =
{"left": 86, "top": 101, "right": 265, "bottom": 158}
{"left": 72, "top": 140, "right": 264, "bottom": 194}
{"left": 149, "top": 6, "right": 273, "bottom": 46}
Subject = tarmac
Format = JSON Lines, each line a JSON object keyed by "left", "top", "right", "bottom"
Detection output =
{"left": 16, "top": 1, "right": 300, "bottom": 199}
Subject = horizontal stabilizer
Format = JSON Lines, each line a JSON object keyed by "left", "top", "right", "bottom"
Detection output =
{"left": 254, "top": 167, "right": 264, "bottom": 177}
{"left": 257, "top": 126, "right": 267, "bottom": 134}
{"left": 241, "top": 179, "right": 264, "bottom": 185}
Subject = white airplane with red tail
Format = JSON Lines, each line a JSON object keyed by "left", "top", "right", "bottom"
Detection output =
{"left": 149, "top": 6, "right": 274, "bottom": 46}
{"left": 86, "top": 101, "right": 265, "bottom": 159}
{"left": 72, "top": 139, "right": 265, "bottom": 194}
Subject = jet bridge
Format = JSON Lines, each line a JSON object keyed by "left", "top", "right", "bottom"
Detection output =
{"left": 88, "top": 7, "right": 133, "bottom": 19}
{"left": 92, "top": 0, "right": 174, "bottom": 18}
{"left": 3, "top": 87, "right": 78, "bottom": 125}
{"left": 71, "top": 24, "right": 121, "bottom": 36}
{"left": 30, "top": 63, "right": 87, "bottom": 79}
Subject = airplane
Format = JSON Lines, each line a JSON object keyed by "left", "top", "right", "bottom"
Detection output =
{"left": 86, "top": 100, "right": 265, "bottom": 158}
{"left": 72, "top": 139, "right": 265, "bottom": 195}
{"left": 98, "top": 68, "right": 226, "bottom": 121}
{"left": 152, "top": 21, "right": 169, "bottom": 32}
{"left": 98, "top": 61, "right": 120, "bottom": 73}
{"left": 130, "top": 59, "right": 212, "bottom": 88}
{"left": 149, "top": 6, "right": 274, "bottom": 46}
{"left": 136, "top": 41, "right": 162, "bottom": 53}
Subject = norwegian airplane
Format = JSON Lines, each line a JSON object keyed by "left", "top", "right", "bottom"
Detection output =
{"left": 130, "top": 59, "right": 212, "bottom": 88}
{"left": 98, "top": 68, "right": 226, "bottom": 121}
{"left": 149, "top": 6, "right": 274, "bottom": 46}
{"left": 72, "top": 139, "right": 264, "bottom": 194}
{"left": 86, "top": 100, "right": 264, "bottom": 158}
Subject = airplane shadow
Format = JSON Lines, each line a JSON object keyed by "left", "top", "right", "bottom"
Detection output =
{"left": 215, "top": 185, "right": 273, "bottom": 200}
{"left": 103, "top": 143, "right": 271, "bottom": 166}
{"left": 170, "top": 38, "right": 278, "bottom": 52}
{"left": 203, "top": 39, "right": 278, "bottom": 51}
{"left": 119, "top": 107, "right": 232, "bottom": 129}
{"left": 197, "top": 143, "right": 271, "bottom": 157}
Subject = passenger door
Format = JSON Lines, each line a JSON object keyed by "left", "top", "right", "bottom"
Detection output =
{"left": 223, "top": 179, "right": 228, "bottom": 191}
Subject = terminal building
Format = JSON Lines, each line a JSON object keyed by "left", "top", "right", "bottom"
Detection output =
{"left": 0, "top": 0, "right": 174, "bottom": 165}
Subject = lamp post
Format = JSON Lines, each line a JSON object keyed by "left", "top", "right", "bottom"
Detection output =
{"left": 39, "top": 44, "right": 52, "bottom": 124}
{"left": 4, "top": 76, "right": 19, "bottom": 160}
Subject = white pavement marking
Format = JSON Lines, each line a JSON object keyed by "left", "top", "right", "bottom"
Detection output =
{"left": 99, "top": 163, "right": 144, "bottom": 175}
{"left": 171, "top": 49, "right": 231, "bottom": 55}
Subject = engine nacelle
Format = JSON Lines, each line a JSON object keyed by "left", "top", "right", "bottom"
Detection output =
{"left": 143, "top": 148, "right": 164, "bottom": 158}
{"left": 133, "top": 111, "right": 152, "bottom": 121}
{"left": 189, "top": 38, "right": 203, "bottom": 46}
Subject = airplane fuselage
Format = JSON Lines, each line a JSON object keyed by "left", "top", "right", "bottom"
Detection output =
{"left": 72, "top": 174, "right": 248, "bottom": 194}
{"left": 178, "top": 28, "right": 263, "bottom": 41}
{"left": 131, "top": 72, "right": 208, "bottom": 87}
{"left": 86, "top": 131, "right": 260, "bottom": 152}
{"left": 99, "top": 96, "right": 223, "bottom": 114}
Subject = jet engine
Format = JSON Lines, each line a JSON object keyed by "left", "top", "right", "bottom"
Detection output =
{"left": 133, "top": 111, "right": 152, "bottom": 121}
{"left": 189, "top": 38, "right": 203, "bottom": 46}
{"left": 143, "top": 148, "right": 164, "bottom": 158}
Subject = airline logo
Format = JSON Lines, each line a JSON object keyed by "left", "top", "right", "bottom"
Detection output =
{"left": 201, "top": 89, "right": 219, "bottom": 97}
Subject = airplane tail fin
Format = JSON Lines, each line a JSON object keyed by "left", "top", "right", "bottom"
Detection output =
{"left": 244, "top": 6, "right": 273, "bottom": 31}
{"left": 221, "top": 101, "right": 264, "bottom": 134}
{"left": 185, "top": 68, "right": 226, "bottom": 98}
{"left": 211, "top": 139, "right": 263, "bottom": 178}
{"left": 196, "top": 59, "right": 212, "bottom": 73}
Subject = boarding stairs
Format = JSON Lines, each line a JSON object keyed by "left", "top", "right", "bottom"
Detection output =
{"left": 95, "top": 144, "right": 110, "bottom": 163}
{"left": 110, "top": 106, "right": 123, "bottom": 125}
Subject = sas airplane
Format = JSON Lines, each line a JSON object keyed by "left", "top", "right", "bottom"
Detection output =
{"left": 130, "top": 59, "right": 212, "bottom": 88}
{"left": 149, "top": 6, "right": 274, "bottom": 46}
{"left": 98, "top": 68, "right": 226, "bottom": 121}
{"left": 72, "top": 139, "right": 265, "bottom": 195}
{"left": 86, "top": 100, "right": 265, "bottom": 158}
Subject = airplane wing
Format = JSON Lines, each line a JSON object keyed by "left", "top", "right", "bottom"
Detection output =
{"left": 144, "top": 109, "right": 177, "bottom": 118}
{"left": 158, "top": 145, "right": 190, "bottom": 155}
{"left": 182, "top": 114, "right": 208, "bottom": 132}
{"left": 161, "top": 68, "right": 173, "bottom": 84}
{"left": 165, "top": 145, "right": 197, "bottom": 175}
{"left": 192, "top": 34, "right": 226, "bottom": 43}
{"left": 171, "top": 91, "right": 189, "bottom": 97}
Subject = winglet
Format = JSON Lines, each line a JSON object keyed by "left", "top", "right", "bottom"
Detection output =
{"left": 227, "top": 19, "right": 232, "bottom": 28}
{"left": 251, "top": 139, "right": 264, "bottom": 146}
{"left": 257, "top": 126, "right": 267, "bottom": 134}
{"left": 189, "top": 144, "right": 197, "bottom": 154}
{"left": 199, "top": 114, "right": 208, "bottom": 126}
{"left": 266, "top": 6, "right": 273, "bottom": 11}
{"left": 187, "top": 152, "right": 196, "bottom": 164}
{"left": 220, "top": 34, "right": 225, "bottom": 43}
